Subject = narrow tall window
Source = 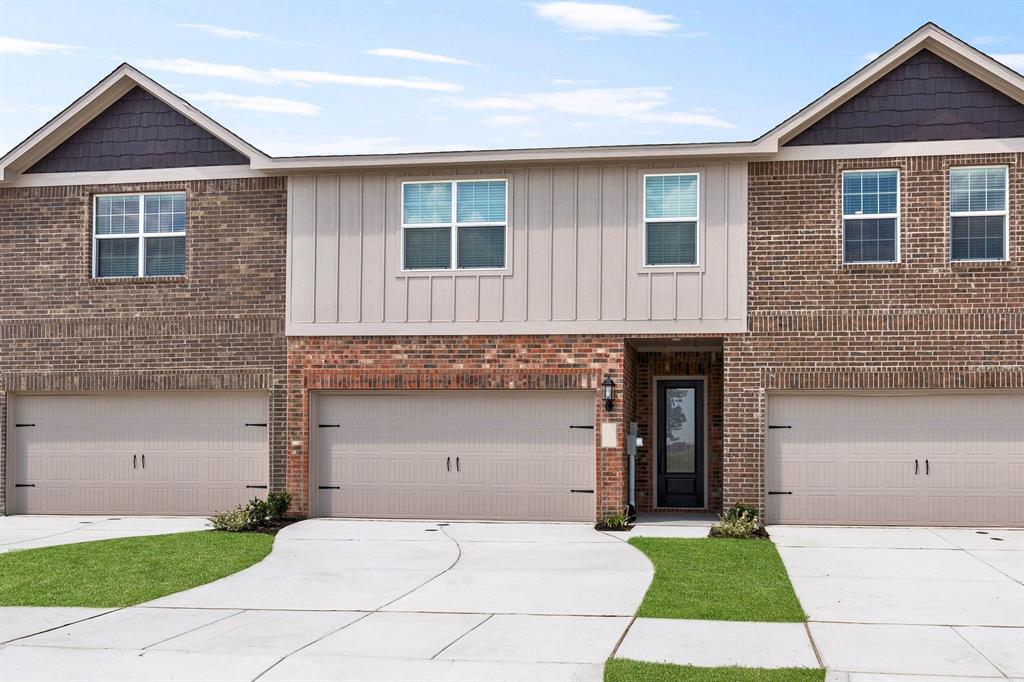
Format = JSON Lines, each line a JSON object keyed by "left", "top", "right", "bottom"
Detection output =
{"left": 644, "top": 173, "right": 699, "bottom": 266}
{"left": 94, "top": 192, "right": 186, "bottom": 277}
{"left": 842, "top": 170, "right": 899, "bottom": 264}
{"left": 950, "top": 166, "right": 1008, "bottom": 262}
{"left": 402, "top": 179, "right": 506, "bottom": 270}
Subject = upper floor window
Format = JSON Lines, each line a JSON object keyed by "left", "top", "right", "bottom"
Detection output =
{"left": 93, "top": 192, "right": 185, "bottom": 278}
{"left": 644, "top": 173, "right": 699, "bottom": 266}
{"left": 842, "top": 169, "right": 899, "bottom": 264}
{"left": 401, "top": 179, "right": 507, "bottom": 270}
{"left": 950, "top": 166, "right": 1008, "bottom": 262}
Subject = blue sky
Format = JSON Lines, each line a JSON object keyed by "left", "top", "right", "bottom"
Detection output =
{"left": 2, "top": 1, "right": 1022, "bottom": 156}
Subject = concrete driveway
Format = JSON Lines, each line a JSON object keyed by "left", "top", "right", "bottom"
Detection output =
{"left": 0, "top": 515, "right": 210, "bottom": 553}
{"left": 771, "top": 526, "right": 1024, "bottom": 680}
{"left": 0, "top": 519, "right": 653, "bottom": 682}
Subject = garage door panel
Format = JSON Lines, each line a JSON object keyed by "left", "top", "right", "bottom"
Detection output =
{"left": 316, "top": 392, "right": 595, "bottom": 522}
{"left": 13, "top": 392, "right": 269, "bottom": 516}
{"left": 767, "top": 393, "right": 1024, "bottom": 527}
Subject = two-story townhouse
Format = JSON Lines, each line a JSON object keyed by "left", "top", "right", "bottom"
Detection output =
{"left": 2, "top": 24, "right": 1021, "bottom": 526}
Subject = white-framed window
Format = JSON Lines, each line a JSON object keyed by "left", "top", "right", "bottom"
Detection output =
{"left": 93, "top": 192, "right": 186, "bottom": 278}
{"left": 643, "top": 173, "right": 699, "bottom": 267}
{"left": 949, "top": 166, "right": 1009, "bottom": 262}
{"left": 401, "top": 179, "right": 507, "bottom": 270}
{"left": 842, "top": 169, "right": 899, "bottom": 264}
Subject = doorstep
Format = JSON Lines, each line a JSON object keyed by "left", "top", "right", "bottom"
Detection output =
{"left": 623, "top": 513, "right": 716, "bottom": 538}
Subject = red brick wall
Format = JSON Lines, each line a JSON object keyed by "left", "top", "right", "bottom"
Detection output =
{"left": 0, "top": 178, "right": 289, "bottom": 513}
{"left": 724, "top": 153, "right": 1024, "bottom": 510}
{"left": 635, "top": 351, "right": 724, "bottom": 514}
{"left": 287, "top": 334, "right": 635, "bottom": 519}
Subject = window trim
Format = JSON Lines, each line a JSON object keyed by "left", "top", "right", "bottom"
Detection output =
{"left": 92, "top": 191, "right": 186, "bottom": 279}
{"left": 948, "top": 165, "right": 1010, "bottom": 263}
{"left": 841, "top": 168, "right": 901, "bottom": 265}
{"left": 400, "top": 178, "right": 509, "bottom": 272}
{"left": 642, "top": 172, "right": 701, "bottom": 268}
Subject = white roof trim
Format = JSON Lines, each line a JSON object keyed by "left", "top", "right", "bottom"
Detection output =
{"left": 757, "top": 23, "right": 1024, "bottom": 148}
{"left": 0, "top": 64, "right": 269, "bottom": 182}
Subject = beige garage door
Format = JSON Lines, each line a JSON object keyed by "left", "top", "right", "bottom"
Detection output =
{"left": 315, "top": 391, "right": 596, "bottom": 521}
{"left": 766, "top": 393, "right": 1024, "bottom": 527}
{"left": 12, "top": 392, "right": 269, "bottom": 515}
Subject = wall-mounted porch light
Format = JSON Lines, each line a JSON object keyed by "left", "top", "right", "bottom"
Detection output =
{"left": 602, "top": 376, "right": 615, "bottom": 412}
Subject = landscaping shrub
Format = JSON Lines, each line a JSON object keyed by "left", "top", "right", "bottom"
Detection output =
{"left": 209, "top": 505, "right": 256, "bottom": 532}
{"left": 709, "top": 503, "right": 764, "bottom": 539}
{"left": 596, "top": 512, "right": 631, "bottom": 531}
{"left": 246, "top": 497, "right": 271, "bottom": 527}
{"left": 209, "top": 492, "right": 292, "bottom": 532}
{"left": 267, "top": 491, "right": 292, "bottom": 520}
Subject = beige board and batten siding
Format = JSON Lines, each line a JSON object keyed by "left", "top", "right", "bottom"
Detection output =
{"left": 286, "top": 162, "right": 747, "bottom": 335}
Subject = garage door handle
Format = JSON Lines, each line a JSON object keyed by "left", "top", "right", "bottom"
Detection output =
{"left": 133, "top": 454, "right": 137, "bottom": 469}
{"left": 15, "top": 483, "right": 35, "bottom": 488}
{"left": 142, "top": 454, "right": 145, "bottom": 469}
{"left": 318, "top": 486, "right": 340, "bottom": 490}
{"left": 915, "top": 459, "right": 919, "bottom": 475}
{"left": 246, "top": 485, "right": 268, "bottom": 489}
{"left": 569, "top": 425, "right": 594, "bottom": 430}
{"left": 456, "top": 457, "right": 460, "bottom": 472}
{"left": 768, "top": 491, "right": 793, "bottom": 495}
{"left": 925, "top": 459, "right": 929, "bottom": 475}
{"left": 570, "top": 489, "right": 594, "bottom": 494}
{"left": 446, "top": 457, "right": 451, "bottom": 472}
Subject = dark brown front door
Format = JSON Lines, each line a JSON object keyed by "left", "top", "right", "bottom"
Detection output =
{"left": 657, "top": 379, "right": 705, "bottom": 508}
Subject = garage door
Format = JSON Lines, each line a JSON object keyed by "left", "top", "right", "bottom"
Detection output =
{"left": 12, "top": 392, "right": 269, "bottom": 515}
{"left": 766, "top": 393, "right": 1024, "bottom": 527}
{"left": 315, "top": 392, "right": 595, "bottom": 521}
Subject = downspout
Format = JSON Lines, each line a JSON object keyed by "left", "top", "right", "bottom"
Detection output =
{"left": 626, "top": 419, "right": 634, "bottom": 516}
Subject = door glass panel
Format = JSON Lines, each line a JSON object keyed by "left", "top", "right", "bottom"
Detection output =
{"left": 665, "top": 388, "right": 696, "bottom": 474}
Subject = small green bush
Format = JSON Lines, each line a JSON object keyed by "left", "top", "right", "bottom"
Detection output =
{"left": 597, "top": 512, "right": 631, "bottom": 531}
{"left": 246, "top": 497, "right": 270, "bottom": 527}
{"left": 267, "top": 491, "right": 292, "bottom": 520}
{"left": 722, "top": 503, "right": 760, "bottom": 522}
{"left": 209, "top": 505, "right": 255, "bottom": 532}
{"left": 710, "top": 504, "right": 762, "bottom": 539}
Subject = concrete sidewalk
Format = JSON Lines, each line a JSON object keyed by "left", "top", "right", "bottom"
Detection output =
{"left": 0, "top": 519, "right": 653, "bottom": 682}
{"left": 0, "top": 516, "right": 210, "bottom": 553}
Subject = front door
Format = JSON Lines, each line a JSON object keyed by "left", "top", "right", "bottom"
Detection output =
{"left": 657, "top": 380, "right": 705, "bottom": 508}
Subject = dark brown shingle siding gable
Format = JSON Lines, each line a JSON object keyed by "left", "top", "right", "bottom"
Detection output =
{"left": 786, "top": 49, "right": 1024, "bottom": 146}
{"left": 26, "top": 86, "right": 249, "bottom": 173}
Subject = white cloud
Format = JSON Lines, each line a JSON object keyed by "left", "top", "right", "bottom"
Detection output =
{"left": 992, "top": 53, "right": 1024, "bottom": 72}
{"left": 534, "top": 2, "right": 679, "bottom": 35}
{"left": 863, "top": 51, "right": 882, "bottom": 63}
{"left": 186, "top": 91, "right": 321, "bottom": 115}
{"left": 450, "top": 87, "right": 734, "bottom": 128}
{"left": 485, "top": 114, "right": 538, "bottom": 126}
{"left": 139, "top": 58, "right": 464, "bottom": 91}
{"left": 140, "top": 59, "right": 275, "bottom": 84}
{"left": 178, "top": 24, "right": 265, "bottom": 40}
{"left": 367, "top": 48, "right": 476, "bottom": 65}
{"left": 0, "top": 36, "right": 78, "bottom": 55}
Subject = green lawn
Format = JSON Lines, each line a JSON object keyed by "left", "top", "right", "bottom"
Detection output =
{"left": 628, "top": 537, "right": 806, "bottom": 622}
{"left": 0, "top": 531, "right": 273, "bottom": 607}
{"left": 606, "top": 660, "right": 825, "bottom": 682}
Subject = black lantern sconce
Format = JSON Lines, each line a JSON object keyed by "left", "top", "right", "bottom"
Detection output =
{"left": 602, "top": 376, "right": 615, "bottom": 412}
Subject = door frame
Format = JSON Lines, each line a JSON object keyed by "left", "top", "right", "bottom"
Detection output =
{"left": 653, "top": 376, "right": 708, "bottom": 509}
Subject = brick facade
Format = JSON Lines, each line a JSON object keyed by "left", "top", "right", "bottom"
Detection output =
{"left": 0, "top": 178, "right": 289, "bottom": 513}
{"left": 722, "top": 153, "right": 1024, "bottom": 510}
